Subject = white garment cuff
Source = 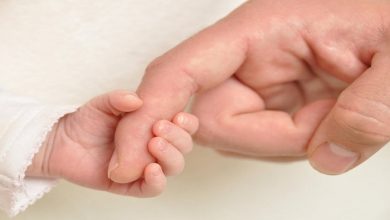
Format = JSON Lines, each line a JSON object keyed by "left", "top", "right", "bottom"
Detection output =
{"left": 0, "top": 105, "right": 76, "bottom": 217}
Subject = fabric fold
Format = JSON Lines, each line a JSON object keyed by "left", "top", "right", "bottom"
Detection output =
{"left": 0, "top": 91, "right": 76, "bottom": 217}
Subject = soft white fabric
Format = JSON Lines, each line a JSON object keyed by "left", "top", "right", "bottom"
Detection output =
{"left": 0, "top": 1, "right": 390, "bottom": 220}
{"left": 0, "top": 91, "right": 76, "bottom": 217}
{"left": 0, "top": 0, "right": 245, "bottom": 217}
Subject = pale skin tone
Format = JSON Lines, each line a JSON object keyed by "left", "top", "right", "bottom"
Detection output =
{"left": 108, "top": 0, "right": 390, "bottom": 183}
{"left": 27, "top": 90, "right": 199, "bottom": 197}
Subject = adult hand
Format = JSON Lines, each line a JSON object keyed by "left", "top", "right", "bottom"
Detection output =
{"left": 109, "top": 0, "right": 390, "bottom": 182}
{"left": 190, "top": 0, "right": 390, "bottom": 174}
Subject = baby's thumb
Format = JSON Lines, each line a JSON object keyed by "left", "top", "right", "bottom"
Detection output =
{"left": 89, "top": 90, "right": 142, "bottom": 116}
{"left": 308, "top": 50, "right": 390, "bottom": 175}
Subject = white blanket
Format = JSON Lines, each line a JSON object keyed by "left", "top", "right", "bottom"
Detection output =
{"left": 0, "top": 1, "right": 389, "bottom": 219}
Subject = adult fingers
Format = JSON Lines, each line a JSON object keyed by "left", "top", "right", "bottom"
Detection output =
{"left": 308, "top": 46, "right": 390, "bottom": 175}
{"left": 192, "top": 77, "right": 334, "bottom": 157}
{"left": 108, "top": 10, "right": 249, "bottom": 183}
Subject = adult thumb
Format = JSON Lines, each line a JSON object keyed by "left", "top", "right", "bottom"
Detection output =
{"left": 308, "top": 48, "right": 390, "bottom": 175}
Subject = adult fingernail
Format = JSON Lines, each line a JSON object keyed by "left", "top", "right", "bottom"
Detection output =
{"left": 310, "top": 142, "right": 359, "bottom": 175}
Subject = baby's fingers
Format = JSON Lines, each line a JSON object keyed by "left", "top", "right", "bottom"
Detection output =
{"left": 153, "top": 115, "right": 198, "bottom": 155}
{"left": 126, "top": 163, "right": 166, "bottom": 198}
{"left": 172, "top": 112, "right": 199, "bottom": 135}
{"left": 89, "top": 90, "right": 143, "bottom": 116}
{"left": 149, "top": 114, "right": 197, "bottom": 176}
{"left": 148, "top": 137, "right": 185, "bottom": 176}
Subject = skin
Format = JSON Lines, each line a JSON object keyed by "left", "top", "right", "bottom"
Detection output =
{"left": 27, "top": 90, "right": 199, "bottom": 197}
{"left": 108, "top": 0, "right": 390, "bottom": 183}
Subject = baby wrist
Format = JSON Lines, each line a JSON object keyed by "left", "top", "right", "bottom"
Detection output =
{"left": 26, "top": 119, "right": 62, "bottom": 178}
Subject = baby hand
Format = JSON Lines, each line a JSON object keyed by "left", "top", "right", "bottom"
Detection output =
{"left": 27, "top": 90, "right": 198, "bottom": 197}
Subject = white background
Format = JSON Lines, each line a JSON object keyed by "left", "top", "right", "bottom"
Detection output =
{"left": 0, "top": 1, "right": 389, "bottom": 219}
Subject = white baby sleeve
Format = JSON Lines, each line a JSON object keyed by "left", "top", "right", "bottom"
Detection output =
{"left": 0, "top": 91, "right": 76, "bottom": 217}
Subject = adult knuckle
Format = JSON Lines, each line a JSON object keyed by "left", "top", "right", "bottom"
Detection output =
{"left": 145, "top": 56, "right": 165, "bottom": 74}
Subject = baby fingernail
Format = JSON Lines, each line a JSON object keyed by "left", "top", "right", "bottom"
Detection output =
{"left": 153, "top": 166, "right": 162, "bottom": 177}
{"left": 310, "top": 142, "right": 359, "bottom": 175}
{"left": 124, "top": 94, "right": 138, "bottom": 102}
{"left": 158, "top": 122, "right": 170, "bottom": 134}
{"left": 108, "top": 162, "right": 119, "bottom": 179}
{"left": 177, "top": 114, "right": 187, "bottom": 126}
{"left": 157, "top": 139, "right": 167, "bottom": 152}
